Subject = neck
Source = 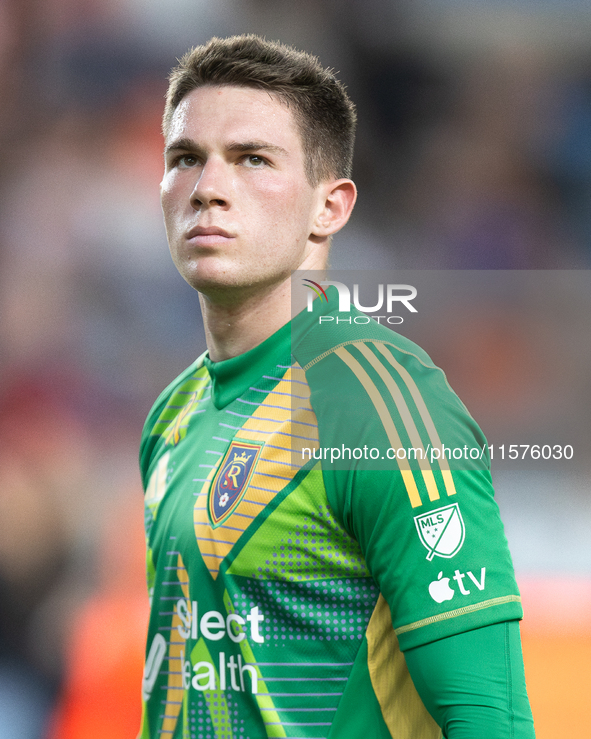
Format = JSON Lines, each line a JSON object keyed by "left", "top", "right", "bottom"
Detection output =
{"left": 200, "top": 244, "right": 329, "bottom": 362}
{"left": 200, "top": 277, "right": 293, "bottom": 362}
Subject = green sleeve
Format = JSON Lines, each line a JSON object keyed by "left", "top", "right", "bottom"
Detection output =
{"left": 404, "top": 621, "right": 535, "bottom": 738}
{"left": 139, "top": 355, "right": 205, "bottom": 488}
{"left": 301, "top": 338, "right": 522, "bottom": 648}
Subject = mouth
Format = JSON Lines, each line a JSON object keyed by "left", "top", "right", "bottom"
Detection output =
{"left": 185, "top": 225, "right": 235, "bottom": 246}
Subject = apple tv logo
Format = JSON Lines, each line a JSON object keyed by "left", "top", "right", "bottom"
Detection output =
{"left": 428, "top": 568, "right": 486, "bottom": 603}
{"left": 429, "top": 572, "right": 454, "bottom": 603}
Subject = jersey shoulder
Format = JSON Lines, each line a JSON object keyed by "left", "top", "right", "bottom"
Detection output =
{"left": 292, "top": 302, "right": 471, "bottom": 423}
{"left": 139, "top": 353, "right": 208, "bottom": 487}
{"left": 292, "top": 302, "right": 486, "bottom": 467}
{"left": 292, "top": 301, "right": 435, "bottom": 371}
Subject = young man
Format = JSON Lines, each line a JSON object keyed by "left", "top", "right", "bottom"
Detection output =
{"left": 139, "top": 35, "right": 535, "bottom": 738}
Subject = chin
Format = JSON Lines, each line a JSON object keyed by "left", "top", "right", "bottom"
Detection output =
{"left": 182, "top": 270, "right": 250, "bottom": 297}
{"left": 178, "top": 262, "right": 237, "bottom": 291}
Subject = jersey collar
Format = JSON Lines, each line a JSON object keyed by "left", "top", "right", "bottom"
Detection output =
{"left": 203, "top": 287, "right": 338, "bottom": 409}
{"left": 203, "top": 320, "right": 292, "bottom": 409}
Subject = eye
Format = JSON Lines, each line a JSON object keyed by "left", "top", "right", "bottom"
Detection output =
{"left": 242, "top": 154, "right": 266, "bottom": 168}
{"left": 177, "top": 154, "right": 199, "bottom": 168}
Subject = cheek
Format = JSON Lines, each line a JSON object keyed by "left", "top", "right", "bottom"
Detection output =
{"left": 247, "top": 177, "right": 313, "bottom": 228}
{"left": 160, "top": 176, "right": 186, "bottom": 227}
{"left": 159, "top": 177, "right": 174, "bottom": 214}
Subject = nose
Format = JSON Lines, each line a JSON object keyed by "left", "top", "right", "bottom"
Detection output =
{"left": 190, "top": 157, "right": 230, "bottom": 210}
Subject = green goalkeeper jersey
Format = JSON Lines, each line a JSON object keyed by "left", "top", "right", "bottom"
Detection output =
{"left": 138, "top": 293, "right": 522, "bottom": 739}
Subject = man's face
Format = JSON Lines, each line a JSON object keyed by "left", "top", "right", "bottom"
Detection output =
{"left": 161, "top": 85, "right": 325, "bottom": 300}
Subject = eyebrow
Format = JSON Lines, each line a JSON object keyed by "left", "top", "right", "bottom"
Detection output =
{"left": 164, "top": 137, "right": 200, "bottom": 156}
{"left": 164, "top": 138, "right": 288, "bottom": 157}
{"left": 226, "top": 141, "right": 288, "bottom": 156}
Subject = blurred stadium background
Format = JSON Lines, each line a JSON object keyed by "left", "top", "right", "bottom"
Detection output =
{"left": 0, "top": 0, "right": 589, "bottom": 737}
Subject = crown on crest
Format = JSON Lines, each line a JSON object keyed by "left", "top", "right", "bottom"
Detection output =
{"left": 232, "top": 451, "right": 251, "bottom": 465}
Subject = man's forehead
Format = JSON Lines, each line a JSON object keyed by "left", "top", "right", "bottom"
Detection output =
{"left": 166, "top": 85, "right": 298, "bottom": 145}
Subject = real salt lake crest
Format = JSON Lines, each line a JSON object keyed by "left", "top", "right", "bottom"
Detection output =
{"left": 209, "top": 440, "right": 263, "bottom": 528}
{"left": 414, "top": 503, "right": 465, "bottom": 560}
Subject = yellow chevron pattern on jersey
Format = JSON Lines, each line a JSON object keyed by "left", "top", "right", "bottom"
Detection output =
{"left": 150, "top": 365, "right": 210, "bottom": 447}
{"left": 194, "top": 365, "right": 319, "bottom": 579}
{"left": 161, "top": 554, "right": 190, "bottom": 738}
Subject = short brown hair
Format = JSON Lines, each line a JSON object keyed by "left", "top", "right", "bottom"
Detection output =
{"left": 163, "top": 35, "right": 356, "bottom": 185}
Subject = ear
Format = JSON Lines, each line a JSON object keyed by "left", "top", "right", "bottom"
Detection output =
{"left": 311, "top": 179, "right": 357, "bottom": 238}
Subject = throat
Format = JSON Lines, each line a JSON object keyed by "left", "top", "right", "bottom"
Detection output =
{"left": 200, "top": 280, "right": 292, "bottom": 361}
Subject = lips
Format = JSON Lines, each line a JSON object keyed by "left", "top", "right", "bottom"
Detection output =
{"left": 186, "top": 225, "right": 234, "bottom": 240}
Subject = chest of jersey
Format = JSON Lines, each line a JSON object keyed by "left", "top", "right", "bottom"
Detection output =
{"left": 141, "top": 362, "right": 381, "bottom": 739}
